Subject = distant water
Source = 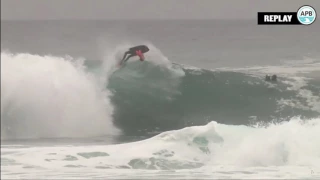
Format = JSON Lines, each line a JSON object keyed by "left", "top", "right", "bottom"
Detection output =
{"left": 1, "top": 20, "right": 320, "bottom": 179}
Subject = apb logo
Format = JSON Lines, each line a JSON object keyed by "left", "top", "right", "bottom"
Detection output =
{"left": 297, "top": 5, "right": 316, "bottom": 25}
{"left": 258, "top": 5, "right": 317, "bottom": 25}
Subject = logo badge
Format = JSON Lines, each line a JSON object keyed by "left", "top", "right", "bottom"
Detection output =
{"left": 297, "top": 5, "right": 317, "bottom": 25}
{"left": 257, "top": 5, "right": 317, "bottom": 25}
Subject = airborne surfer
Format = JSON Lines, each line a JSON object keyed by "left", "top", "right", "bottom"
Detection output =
{"left": 119, "top": 45, "right": 150, "bottom": 66}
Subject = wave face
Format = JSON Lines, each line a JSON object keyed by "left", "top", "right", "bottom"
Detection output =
{"left": 1, "top": 52, "right": 120, "bottom": 139}
{"left": 108, "top": 61, "right": 320, "bottom": 136}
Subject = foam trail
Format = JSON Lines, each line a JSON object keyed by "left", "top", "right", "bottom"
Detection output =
{"left": 1, "top": 52, "right": 120, "bottom": 139}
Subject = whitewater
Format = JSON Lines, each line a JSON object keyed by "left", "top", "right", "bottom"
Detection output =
{"left": 1, "top": 20, "right": 320, "bottom": 179}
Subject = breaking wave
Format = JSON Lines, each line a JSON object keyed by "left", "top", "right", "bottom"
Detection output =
{"left": 1, "top": 44, "right": 320, "bottom": 139}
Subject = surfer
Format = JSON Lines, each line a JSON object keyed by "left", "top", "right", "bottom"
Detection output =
{"left": 119, "top": 45, "right": 150, "bottom": 65}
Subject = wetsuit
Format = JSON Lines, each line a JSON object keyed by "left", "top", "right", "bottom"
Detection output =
{"left": 120, "top": 45, "right": 150, "bottom": 65}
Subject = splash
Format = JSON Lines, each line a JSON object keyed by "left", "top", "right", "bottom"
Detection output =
{"left": 1, "top": 52, "right": 120, "bottom": 139}
{"left": 112, "top": 42, "right": 172, "bottom": 65}
{"left": 92, "top": 41, "right": 180, "bottom": 85}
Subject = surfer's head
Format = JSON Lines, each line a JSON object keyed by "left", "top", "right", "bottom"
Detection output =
{"left": 265, "top": 75, "right": 271, "bottom": 81}
{"left": 141, "top": 45, "right": 149, "bottom": 53}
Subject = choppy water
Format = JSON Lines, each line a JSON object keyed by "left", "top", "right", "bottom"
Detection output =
{"left": 1, "top": 20, "right": 320, "bottom": 179}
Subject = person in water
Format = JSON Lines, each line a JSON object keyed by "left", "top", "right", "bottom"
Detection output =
{"left": 265, "top": 74, "right": 277, "bottom": 82}
{"left": 119, "top": 45, "right": 150, "bottom": 65}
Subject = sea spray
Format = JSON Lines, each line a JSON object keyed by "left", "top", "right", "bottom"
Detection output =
{"left": 1, "top": 52, "right": 120, "bottom": 139}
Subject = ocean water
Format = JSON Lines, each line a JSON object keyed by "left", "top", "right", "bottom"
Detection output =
{"left": 1, "top": 20, "right": 320, "bottom": 179}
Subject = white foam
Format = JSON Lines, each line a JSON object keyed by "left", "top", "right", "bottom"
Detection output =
{"left": 2, "top": 117, "right": 319, "bottom": 170}
{"left": 212, "top": 117, "right": 320, "bottom": 167}
{"left": 1, "top": 52, "right": 120, "bottom": 139}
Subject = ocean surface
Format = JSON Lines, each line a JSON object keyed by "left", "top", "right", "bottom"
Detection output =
{"left": 1, "top": 20, "right": 320, "bottom": 179}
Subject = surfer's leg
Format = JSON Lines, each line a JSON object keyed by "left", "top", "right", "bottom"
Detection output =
{"left": 120, "top": 51, "right": 131, "bottom": 65}
{"left": 123, "top": 54, "right": 135, "bottom": 63}
{"left": 121, "top": 51, "right": 130, "bottom": 62}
